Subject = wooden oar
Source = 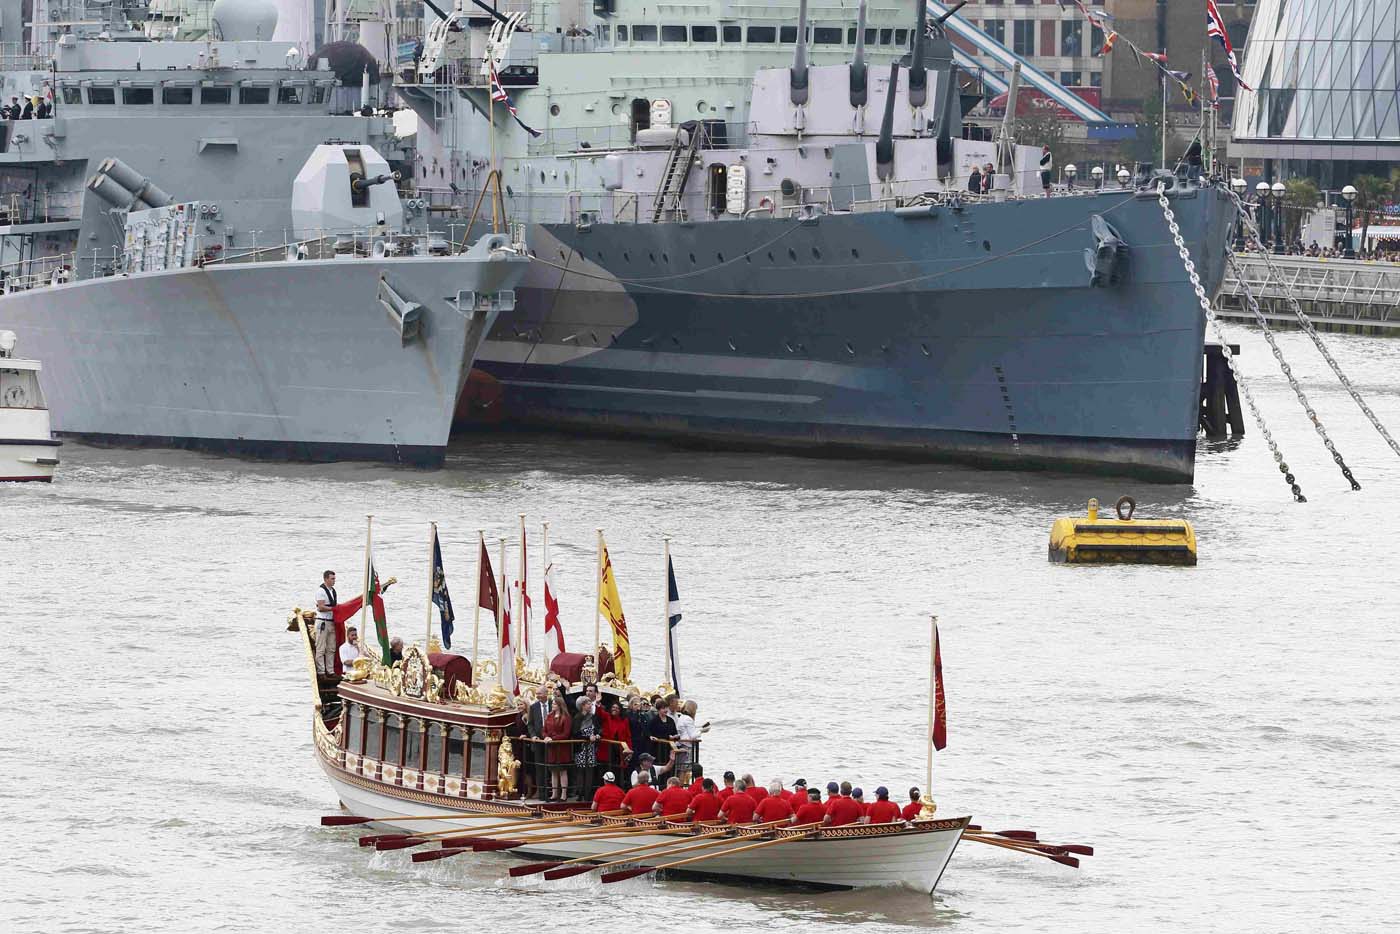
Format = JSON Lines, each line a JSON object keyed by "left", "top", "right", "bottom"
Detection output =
{"left": 962, "top": 833, "right": 1079, "bottom": 868}
{"left": 508, "top": 824, "right": 731, "bottom": 878}
{"left": 468, "top": 813, "right": 694, "bottom": 851}
{"left": 541, "top": 820, "right": 794, "bottom": 881}
{"left": 411, "top": 815, "right": 696, "bottom": 863}
{"left": 600, "top": 822, "right": 826, "bottom": 884}
{"left": 372, "top": 812, "right": 596, "bottom": 851}
{"left": 379, "top": 811, "right": 613, "bottom": 850}
{"left": 323, "top": 810, "right": 536, "bottom": 827}
{"left": 964, "top": 831, "right": 1094, "bottom": 857}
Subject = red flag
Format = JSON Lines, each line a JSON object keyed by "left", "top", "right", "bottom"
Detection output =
{"left": 931, "top": 622, "right": 947, "bottom": 751}
{"left": 543, "top": 561, "right": 564, "bottom": 660}
{"left": 329, "top": 590, "right": 387, "bottom": 674}
{"left": 478, "top": 539, "right": 498, "bottom": 615}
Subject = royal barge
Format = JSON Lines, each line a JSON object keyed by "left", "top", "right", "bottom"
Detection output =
{"left": 293, "top": 611, "right": 971, "bottom": 892}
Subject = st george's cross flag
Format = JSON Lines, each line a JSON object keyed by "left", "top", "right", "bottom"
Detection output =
{"left": 543, "top": 559, "right": 565, "bottom": 662}
{"left": 431, "top": 527, "right": 455, "bottom": 649}
{"left": 931, "top": 621, "right": 947, "bottom": 751}
{"left": 666, "top": 555, "right": 683, "bottom": 695}
{"left": 500, "top": 581, "right": 517, "bottom": 695}
{"left": 1207, "top": 0, "right": 1251, "bottom": 91}
{"left": 489, "top": 60, "right": 541, "bottom": 137}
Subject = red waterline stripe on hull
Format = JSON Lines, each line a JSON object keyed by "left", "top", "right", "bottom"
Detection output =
{"left": 0, "top": 476, "right": 54, "bottom": 482}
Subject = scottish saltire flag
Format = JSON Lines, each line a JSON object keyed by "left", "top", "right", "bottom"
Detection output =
{"left": 431, "top": 527, "right": 454, "bottom": 648}
{"left": 1207, "top": 0, "right": 1251, "bottom": 91}
{"left": 666, "top": 556, "right": 682, "bottom": 695}
{"left": 489, "top": 60, "right": 541, "bottom": 138}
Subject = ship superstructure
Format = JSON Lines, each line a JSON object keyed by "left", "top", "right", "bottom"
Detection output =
{"left": 397, "top": 0, "right": 1234, "bottom": 482}
{"left": 0, "top": 0, "right": 527, "bottom": 465}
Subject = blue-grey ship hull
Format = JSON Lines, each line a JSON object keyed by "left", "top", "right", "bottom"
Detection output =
{"left": 472, "top": 186, "right": 1233, "bottom": 482}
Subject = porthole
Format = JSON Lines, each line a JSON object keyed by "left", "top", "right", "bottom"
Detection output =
{"left": 921, "top": 343, "right": 931, "bottom": 357}
{"left": 812, "top": 247, "right": 821, "bottom": 260}
{"left": 540, "top": 171, "right": 546, "bottom": 184}
{"left": 851, "top": 248, "right": 860, "bottom": 259}
{"left": 689, "top": 252, "right": 697, "bottom": 263}
{"left": 623, "top": 251, "right": 631, "bottom": 262}
{"left": 550, "top": 103, "right": 561, "bottom": 116}
{"left": 845, "top": 342, "right": 855, "bottom": 355}
{"left": 697, "top": 100, "right": 708, "bottom": 113}
{"left": 787, "top": 248, "right": 798, "bottom": 262}
{"left": 649, "top": 252, "right": 656, "bottom": 263}
{"left": 767, "top": 251, "right": 775, "bottom": 262}
{"left": 717, "top": 253, "right": 725, "bottom": 263}
{"left": 982, "top": 239, "right": 991, "bottom": 252}
{"left": 663, "top": 252, "right": 670, "bottom": 263}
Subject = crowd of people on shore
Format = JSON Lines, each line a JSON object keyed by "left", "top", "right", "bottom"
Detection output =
{"left": 1240, "top": 237, "right": 1400, "bottom": 263}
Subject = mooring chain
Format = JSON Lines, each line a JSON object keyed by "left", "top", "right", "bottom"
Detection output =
{"left": 1157, "top": 184, "right": 1306, "bottom": 502}
{"left": 1226, "top": 188, "right": 1400, "bottom": 462}
{"left": 1224, "top": 252, "right": 1360, "bottom": 489}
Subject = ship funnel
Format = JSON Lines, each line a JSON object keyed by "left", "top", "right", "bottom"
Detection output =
{"left": 790, "top": 0, "right": 810, "bottom": 106}
{"left": 876, "top": 62, "right": 899, "bottom": 180}
{"left": 909, "top": 0, "right": 928, "bottom": 108}
{"left": 96, "top": 157, "right": 173, "bottom": 208}
{"left": 849, "top": 0, "right": 868, "bottom": 108}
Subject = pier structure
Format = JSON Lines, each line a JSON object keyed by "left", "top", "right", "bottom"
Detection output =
{"left": 1217, "top": 255, "right": 1400, "bottom": 334}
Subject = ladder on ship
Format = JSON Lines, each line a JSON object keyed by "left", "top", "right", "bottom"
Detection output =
{"left": 651, "top": 124, "right": 704, "bottom": 223}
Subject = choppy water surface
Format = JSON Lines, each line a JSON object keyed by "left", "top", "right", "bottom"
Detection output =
{"left": 3, "top": 329, "right": 1399, "bottom": 933}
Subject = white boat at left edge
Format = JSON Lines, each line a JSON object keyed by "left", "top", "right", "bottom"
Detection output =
{"left": 0, "top": 330, "right": 59, "bottom": 482}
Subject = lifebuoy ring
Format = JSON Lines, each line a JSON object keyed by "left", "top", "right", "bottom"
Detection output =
{"left": 758, "top": 196, "right": 775, "bottom": 213}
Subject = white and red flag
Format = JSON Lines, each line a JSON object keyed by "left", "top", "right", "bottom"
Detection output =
{"left": 1207, "top": 0, "right": 1251, "bottom": 91}
{"left": 500, "top": 581, "right": 517, "bottom": 696}
{"left": 543, "top": 560, "right": 565, "bottom": 663}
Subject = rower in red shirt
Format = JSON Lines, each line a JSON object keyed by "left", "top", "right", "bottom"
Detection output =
{"left": 822, "top": 781, "right": 845, "bottom": 816}
{"left": 652, "top": 776, "right": 694, "bottom": 820}
{"left": 901, "top": 787, "right": 927, "bottom": 821}
{"left": 687, "top": 779, "right": 722, "bottom": 823}
{"left": 716, "top": 770, "right": 737, "bottom": 802}
{"left": 592, "top": 771, "right": 625, "bottom": 812}
{"left": 686, "top": 764, "right": 706, "bottom": 796}
{"left": 743, "top": 773, "right": 768, "bottom": 806}
{"left": 866, "top": 786, "right": 903, "bottom": 824}
{"left": 720, "top": 784, "right": 757, "bottom": 824}
{"left": 793, "top": 788, "right": 827, "bottom": 825}
{"left": 754, "top": 782, "right": 794, "bottom": 823}
{"left": 824, "top": 782, "right": 865, "bottom": 827}
{"left": 781, "top": 779, "right": 806, "bottom": 806}
{"left": 621, "top": 772, "right": 659, "bottom": 815}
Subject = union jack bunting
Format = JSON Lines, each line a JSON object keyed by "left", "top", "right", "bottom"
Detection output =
{"left": 1207, "top": 0, "right": 1251, "bottom": 91}
{"left": 489, "top": 60, "right": 541, "bottom": 138}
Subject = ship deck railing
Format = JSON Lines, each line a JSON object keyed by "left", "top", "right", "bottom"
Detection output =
{"left": 0, "top": 252, "right": 78, "bottom": 294}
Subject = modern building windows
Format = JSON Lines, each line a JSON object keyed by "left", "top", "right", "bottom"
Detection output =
{"left": 1013, "top": 20, "right": 1035, "bottom": 57}
{"left": 1062, "top": 20, "right": 1082, "bottom": 57}
{"left": 983, "top": 19, "right": 1006, "bottom": 46}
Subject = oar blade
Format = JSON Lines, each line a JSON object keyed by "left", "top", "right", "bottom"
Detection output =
{"left": 1059, "top": 844, "right": 1094, "bottom": 856}
{"left": 1049, "top": 854, "right": 1080, "bottom": 869}
{"left": 994, "top": 830, "right": 1038, "bottom": 841}
{"left": 375, "top": 837, "right": 427, "bottom": 851}
{"left": 472, "top": 839, "right": 523, "bottom": 852}
{"left": 411, "top": 847, "right": 470, "bottom": 863}
{"left": 359, "top": 834, "right": 407, "bottom": 847}
{"left": 438, "top": 836, "right": 485, "bottom": 848}
{"left": 601, "top": 866, "right": 655, "bottom": 884}
{"left": 508, "top": 861, "right": 561, "bottom": 878}
{"left": 321, "top": 815, "right": 371, "bottom": 827}
{"left": 543, "top": 864, "right": 597, "bottom": 881}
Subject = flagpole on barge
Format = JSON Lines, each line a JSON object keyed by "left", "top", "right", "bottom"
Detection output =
{"left": 517, "top": 514, "right": 525, "bottom": 668}
{"left": 425, "top": 522, "right": 436, "bottom": 650}
{"left": 594, "top": 528, "right": 602, "bottom": 658}
{"left": 925, "top": 614, "right": 943, "bottom": 816}
{"left": 360, "top": 515, "right": 373, "bottom": 641}
{"left": 473, "top": 530, "right": 484, "bottom": 680}
{"left": 662, "top": 536, "right": 672, "bottom": 688}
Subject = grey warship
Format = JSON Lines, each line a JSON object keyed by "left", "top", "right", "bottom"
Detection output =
{"left": 0, "top": 0, "right": 526, "bottom": 466}
{"left": 405, "top": 0, "right": 1233, "bottom": 481}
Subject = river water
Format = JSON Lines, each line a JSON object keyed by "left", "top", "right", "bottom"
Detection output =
{"left": 3, "top": 328, "right": 1399, "bottom": 933}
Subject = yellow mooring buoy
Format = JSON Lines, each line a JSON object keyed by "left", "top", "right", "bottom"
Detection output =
{"left": 1048, "top": 496, "right": 1197, "bottom": 566}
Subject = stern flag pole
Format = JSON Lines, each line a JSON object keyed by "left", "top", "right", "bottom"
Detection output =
{"left": 473, "top": 530, "right": 484, "bottom": 679}
{"left": 925, "top": 613, "right": 947, "bottom": 816}
{"left": 426, "top": 522, "right": 436, "bottom": 650}
{"left": 662, "top": 536, "right": 672, "bottom": 689}
{"left": 594, "top": 528, "right": 603, "bottom": 658}
{"left": 360, "top": 515, "right": 373, "bottom": 638}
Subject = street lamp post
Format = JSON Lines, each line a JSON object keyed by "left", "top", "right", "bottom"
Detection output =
{"left": 1091, "top": 165, "right": 1104, "bottom": 190}
{"left": 1341, "top": 184, "right": 1358, "bottom": 258}
{"left": 1255, "top": 181, "right": 1271, "bottom": 250}
{"left": 1271, "top": 180, "right": 1286, "bottom": 253}
{"left": 1117, "top": 166, "right": 1132, "bottom": 189}
{"left": 1231, "top": 177, "right": 1248, "bottom": 251}
{"left": 1065, "top": 163, "right": 1077, "bottom": 190}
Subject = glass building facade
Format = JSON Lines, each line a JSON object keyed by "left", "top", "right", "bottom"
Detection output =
{"left": 1232, "top": 0, "right": 1400, "bottom": 185}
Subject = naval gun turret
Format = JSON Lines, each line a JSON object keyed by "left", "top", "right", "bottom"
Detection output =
{"left": 291, "top": 143, "right": 404, "bottom": 240}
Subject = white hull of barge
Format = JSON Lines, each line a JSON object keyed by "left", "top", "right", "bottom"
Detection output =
{"left": 322, "top": 766, "right": 969, "bottom": 892}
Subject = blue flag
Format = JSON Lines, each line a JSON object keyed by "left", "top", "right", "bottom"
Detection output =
{"left": 431, "top": 528, "right": 455, "bottom": 648}
{"left": 666, "top": 556, "right": 682, "bottom": 694}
